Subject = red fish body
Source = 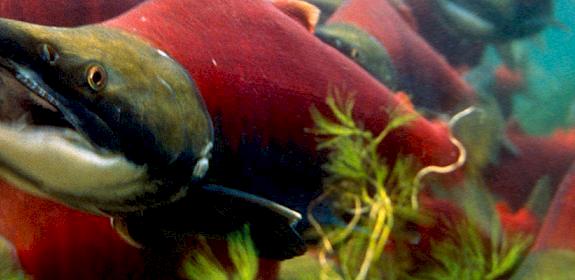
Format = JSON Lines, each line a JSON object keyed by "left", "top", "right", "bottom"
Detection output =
{"left": 485, "top": 127, "right": 575, "bottom": 209}
{"left": 0, "top": 0, "right": 144, "bottom": 26}
{"left": 325, "top": 0, "right": 475, "bottom": 111}
{"left": 510, "top": 161, "right": 575, "bottom": 277}
{"left": 533, "top": 161, "right": 575, "bottom": 251}
{"left": 0, "top": 182, "right": 145, "bottom": 279}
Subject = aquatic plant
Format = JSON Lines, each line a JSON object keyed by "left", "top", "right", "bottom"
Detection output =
{"left": 300, "top": 91, "right": 533, "bottom": 280}
{"left": 415, "top": 181, "right": 534, "bottom": 280}
{"left": 416, "top": 218, "right": 532, "bottom": 280}
{"left": 307, "top": 88, "right": 422, "bottom": 280}
{"left": 183, "top": 225, "right": 258, "bottom": 280}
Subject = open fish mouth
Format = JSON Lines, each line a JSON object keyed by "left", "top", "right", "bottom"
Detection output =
{"left": 0, "top": 57, "right": 153, "bottom": 214}
{"left": 0, "top": 57, "right": 75, "bottom": 132}
{"left": 435, "top": 0, "right": 552, "bottom": 41}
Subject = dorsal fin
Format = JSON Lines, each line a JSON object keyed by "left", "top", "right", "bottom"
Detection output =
{"left": 395, "top": 91, "right": 415, "bottom": 111}
{"left": 271, "top": 0, "right": 321, "bottom": 32}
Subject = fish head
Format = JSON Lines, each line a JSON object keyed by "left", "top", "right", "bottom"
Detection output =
{"left": 0, "top": 18, "right": 214, "bottom": 214}
{"left": 434, "top": 0, "right": 554, "bottom": 41}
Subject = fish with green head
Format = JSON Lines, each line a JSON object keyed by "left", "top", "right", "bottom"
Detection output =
{"left": 0, "top": 17, "right": 308, "bottom": 260}
{"left": 315, "top": 23, "right": 399, "bottom": 89}
{"left": 0, "top": 18, "right": 214, "bottom": 214}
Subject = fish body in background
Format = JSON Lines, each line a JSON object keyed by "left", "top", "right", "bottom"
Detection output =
{"left": 402, "top": 0, "right": 554, "bottom": 68}
{"left": 324, "top": 0, "right": 476, "bottom": 112}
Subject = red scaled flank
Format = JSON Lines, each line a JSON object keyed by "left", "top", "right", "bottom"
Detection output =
{"left": 0, "top": 0, "right": 144, "bottom": 26}
{"left": 485, "top": 126, "right": 575, "bottom": 209}
{"left": 326, "top": 0, "right": 476, "bottom": 112}
{"left": 532, "top": 161, "right": 575, "bottom": 251}
{"left": 104, "top": 0, "right": 461, "bottom": 168}
{"left": 0, "top": 181, "right": 145, "bottom": 280}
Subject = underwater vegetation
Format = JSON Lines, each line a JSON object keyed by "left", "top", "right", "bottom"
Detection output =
{"left": 181, "top": 91, "right": 541, "bottom": 279}
{"left": 183, "top": 226, "right": 259, "bottom": 280}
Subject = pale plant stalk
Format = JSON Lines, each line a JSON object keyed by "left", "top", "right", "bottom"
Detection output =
{"left": 309, "top": 90, "right": 421, "bottom": 280}
{"left": 411, "top": 107, "right": 471, "bottom": 209}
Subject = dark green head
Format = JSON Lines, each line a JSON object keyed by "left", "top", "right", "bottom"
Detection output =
{"left": 315, "top": 23, "right": 398, "bottom": 89}
{"left": 0, "top": 18, "right": 213, "bottom": 214}
{"left": 434, "top": 0, "right": 554, "bottom": 41}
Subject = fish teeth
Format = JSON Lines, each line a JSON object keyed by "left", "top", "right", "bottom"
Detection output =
{"left": 15, "top": 70, "right": 59, "bottom": 111}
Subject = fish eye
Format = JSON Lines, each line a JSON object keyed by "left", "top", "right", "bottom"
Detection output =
{"left": 39, "top": 43, "right": 59, "bottom": 65}
{"left": 86, "top": 64, "right": 107, "bottom": 92}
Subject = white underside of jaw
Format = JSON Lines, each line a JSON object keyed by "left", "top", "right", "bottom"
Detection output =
{"left": 437, "top": 0, "right": 496, "bottom": 38}
{"left": 0, "top": 124, "right": 154, "bottom": 212}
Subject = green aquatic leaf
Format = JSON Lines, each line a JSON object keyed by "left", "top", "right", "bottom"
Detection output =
{"left": 228, "top": 226, "right": 259, "bottom": 280}
{"left": 308, "top": 89, "right": 419, "bottom": 280}
{"left": 183, "top": 225, "right": 258, "bottom": 280}
{"left": 183, "top": 239, "right": 229, "bottom": 280}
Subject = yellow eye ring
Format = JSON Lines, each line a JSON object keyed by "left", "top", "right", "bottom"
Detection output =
{"left": 86, "top": 64, "right": 107, "bottom": 92}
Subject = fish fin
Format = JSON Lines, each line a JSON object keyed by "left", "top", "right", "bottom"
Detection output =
{"left": 388, "top": 0, "right": 418, "bottom": 31}
{"left": 395, "top": 91, "right": 415, "bottom": 111}
{"left": 271, "top": 0, "right": 321, "bottom": 32}
{"left": 0, "top": 235, "right": 25, "bottom": 277}
{"left": 495, "top": 42, "right": 530, "bottom": 71}
{"left": 501, "top": 134, "right": 521, "bottom": 157}
{"left": 199, "top": 184, "right": 302, "bottom": 225}
{"left": 118, "top": 184, "right": 306, "bottom": 260}
{"left": 194, "top": 184, "right": 306, "bottom": 259}
{"left": 110, "top": 217, "right": 143, "bottom": 249}
{"left": 524, "top": 176, "right": 552, "bottom": 219}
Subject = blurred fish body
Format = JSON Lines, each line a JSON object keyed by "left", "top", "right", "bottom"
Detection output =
{"left": 433, "top": 0, "right": 554, "bottom": 42}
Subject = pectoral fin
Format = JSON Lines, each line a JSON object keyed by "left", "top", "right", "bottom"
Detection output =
{"left": 112, "top": 184, "right": 306, "bottom": 260}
